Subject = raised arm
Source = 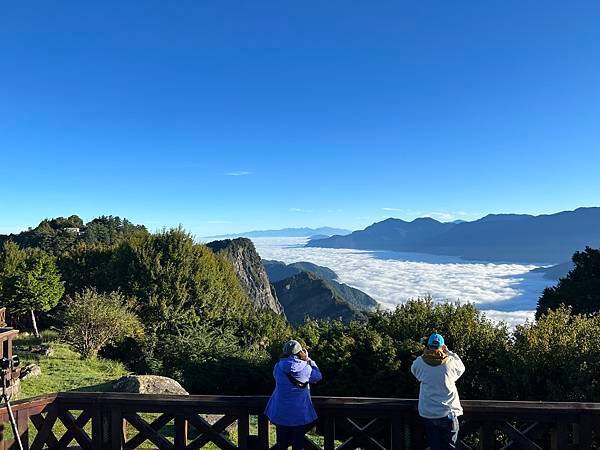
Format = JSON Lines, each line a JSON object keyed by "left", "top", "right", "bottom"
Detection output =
{"left": 308, "top": 360, "right": 322, "bottom": 383}
{"left": 411, "top": 358, "right": 423, "bottom": 381}
{"left": 447, "top": 351, "right": 465, "bottom": 381}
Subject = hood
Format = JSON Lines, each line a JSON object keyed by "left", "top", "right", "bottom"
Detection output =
{"left": 279, "top": 356, "right": 309, "bottom": 374}
{"left": 422, "top": 348, "right": 449, "bottom": 366}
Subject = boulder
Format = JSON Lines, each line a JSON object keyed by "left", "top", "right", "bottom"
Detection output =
{"left": 20, "top": 364, "right": 42, "bottom": 380}
{"left": 112, "top": 375, "right": 189, "bottom": 395}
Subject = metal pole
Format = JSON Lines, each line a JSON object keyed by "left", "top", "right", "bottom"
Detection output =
{"left": 2, "top": 371, "right": 23, "bottom": 450}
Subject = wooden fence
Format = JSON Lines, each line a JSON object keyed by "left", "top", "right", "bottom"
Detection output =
{"left": 0, "top": 392, "right": 598, "bottom": 449}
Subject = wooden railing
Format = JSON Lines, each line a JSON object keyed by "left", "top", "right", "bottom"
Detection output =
{"left": 0, "top": 392, "right": 598, "bottom": 449}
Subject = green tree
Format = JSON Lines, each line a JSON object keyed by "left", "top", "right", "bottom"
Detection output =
{"left": 508, "top": 306, "right": 600, "bottom": 401}
{"left": 62, "top": 289, "right": 143, "bottom": 358}
{"left": 537, "top": 247, "right": 600, "bottom": 317}
{"left": 0, "top": 241, "right": 27, "bottom": 301}
{"left": 2, "top": 246, "right": 65, "bottom": 336}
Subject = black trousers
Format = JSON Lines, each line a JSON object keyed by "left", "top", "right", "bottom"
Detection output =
{"left": 275, "top": 424, "right": 309, "bottom": 450}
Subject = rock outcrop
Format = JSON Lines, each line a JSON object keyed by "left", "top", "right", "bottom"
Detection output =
{"left": 113, "top": 375, "right": 189, "bottom": 395}
{"left": 206, "top": 238, "right": 284, "bottom": 315}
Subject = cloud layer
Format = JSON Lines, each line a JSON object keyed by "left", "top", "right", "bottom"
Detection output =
{"left": 252, "top": 237, "right": 552, "bottom": 328}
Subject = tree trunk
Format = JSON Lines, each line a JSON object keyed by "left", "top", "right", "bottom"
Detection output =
{"left": 31, "top": 310, "right": 39, "bottom": 338}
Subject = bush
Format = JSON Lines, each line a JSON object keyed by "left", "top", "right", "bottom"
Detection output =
{"left": 507, "top": 306, "right": 600, "bottom": 401}
{"left": 62, "top": 289, "right": 143, "bottom": 358}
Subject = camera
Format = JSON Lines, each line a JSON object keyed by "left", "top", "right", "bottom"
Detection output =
{"left": 0, "top": 355, "right": 19, "bottom": 371}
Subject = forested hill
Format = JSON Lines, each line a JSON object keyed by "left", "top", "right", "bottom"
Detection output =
{"left": 0, "top": 215, "right": 147, "bottom": 254}
{"left": 307, "top": 207, "right": 600, "bottom": 263}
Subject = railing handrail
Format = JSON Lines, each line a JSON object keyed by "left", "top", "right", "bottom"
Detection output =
{"left": 7, "top": 391, "right": 600, "bottom": 412}
{"left": 1, "top": 391, "right": 599, "bottom": 449}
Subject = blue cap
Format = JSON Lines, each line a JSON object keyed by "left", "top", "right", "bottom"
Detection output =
{"left": 427, "top": 333, "right": 444, "bottom": 349}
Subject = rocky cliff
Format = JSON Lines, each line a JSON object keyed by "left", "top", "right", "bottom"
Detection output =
{"left": 206, "top": 238, "right": 284, "bottom": 315}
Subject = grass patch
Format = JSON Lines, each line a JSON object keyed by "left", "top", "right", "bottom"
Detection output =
{"left": 15, "top": 330, "right": 128, "bottom": 399}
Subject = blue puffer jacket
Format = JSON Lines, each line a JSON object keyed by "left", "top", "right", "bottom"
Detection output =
{"left": 265, "top": 356, "right": 323, "bottom": 426}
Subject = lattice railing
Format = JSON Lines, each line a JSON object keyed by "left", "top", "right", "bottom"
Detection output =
{"left": 0, "top": 393, "right": 598, "bottom": 449}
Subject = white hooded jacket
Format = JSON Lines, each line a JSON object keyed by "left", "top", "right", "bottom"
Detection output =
{"left": 411, "top": 350, "right": 465, "bottom": 419}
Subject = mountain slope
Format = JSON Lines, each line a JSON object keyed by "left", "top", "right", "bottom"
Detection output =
{"left": 272, "top": 272, "right": 366, "bottom": 325}
{"left": 206, "top": 238, "right": 284, "bottom": 315}
{"left": 263, "top": 260, "right": 338, "bottom": 283}
{"left": 308, "top": 207, "right": 600, "bottom": 263}
{"left": 264, "top": 260, "right": 378, "bottom": 314}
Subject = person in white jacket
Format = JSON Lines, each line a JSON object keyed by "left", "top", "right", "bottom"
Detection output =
{"left": 411, "top": 333, "right": 465, "bottom": 450}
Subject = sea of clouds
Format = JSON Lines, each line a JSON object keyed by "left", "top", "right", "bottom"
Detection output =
{"left": 251, "top": 237, "right": 554, "bottom": 328}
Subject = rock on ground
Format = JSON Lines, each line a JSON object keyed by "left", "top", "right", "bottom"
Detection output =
{"left": 112, "top": 375, "right": 189, "bottom": 395}
{"left": 20, "top": 364, "right": 42, "bottom": 380}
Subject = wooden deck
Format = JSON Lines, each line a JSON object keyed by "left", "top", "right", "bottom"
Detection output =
{"left": 0, "top": 392, "right": 598, "bottom": 449}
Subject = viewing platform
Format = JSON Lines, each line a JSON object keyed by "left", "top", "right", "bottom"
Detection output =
{"left": 0, "top": 392, "right": 597, "bottom": 449}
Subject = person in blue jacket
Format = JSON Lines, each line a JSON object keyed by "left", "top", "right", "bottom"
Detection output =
{"left": 265, "top": 339, "right": 323, "bottom": 450}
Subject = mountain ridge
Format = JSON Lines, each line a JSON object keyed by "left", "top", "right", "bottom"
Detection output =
{"left": 205, "top": 226, "right": 351, "bottom": 239}
{"left": 307, "top": 207, "right": 600, "bottom": 264}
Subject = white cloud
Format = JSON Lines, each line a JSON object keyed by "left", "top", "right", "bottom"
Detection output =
{"left": 289, "top": 208, "right": 313, "bottom": 213}
{"left": 480, "top": 310, "right": 535, "bottom": 329}
{"left": 328, "top": 209, "right": 344, "bottom": 213}
{"left": 382, "top": 207, "right": 403, "bottom": 211}
{"left": 252, "top": 237, "right": 552, "bottom": 329}
{"left": 425, "top": 211, "right": 482, "bottom": 222}
{"left": 225, "top": 171, "right": 251, "bottom": 176}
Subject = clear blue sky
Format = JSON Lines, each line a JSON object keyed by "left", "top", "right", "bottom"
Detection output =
{"left": 2, "top": 1, "right": 599, "bottom": 237}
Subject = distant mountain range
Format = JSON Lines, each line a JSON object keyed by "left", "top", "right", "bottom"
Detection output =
{"left": 206, "top": 227, "right": 351, "bottom": 239}
{"left": 307, "top": 207, "right": 600, "bottom": 264}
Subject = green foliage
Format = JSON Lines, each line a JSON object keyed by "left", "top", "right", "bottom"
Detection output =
{"left": 0, "top": 241, "right": 27, "bottom": 300}
{"left": 297, "top": 319, "right": 401, "bottom": 397}
{"left": 83, "top": 216, "right": 147, "bottom": 245}
{"left": 368, "top": 298, "right": 510, "bottom": 399}
{"left": 296, "top": 299, "right": 508, "bottom": 399}
{"left": 507, "top": 306, "right": 600, "bottom": 401}
{"left": 13, "top": 248, "right": 65, "bottom": 314}
{"left": 58, "top": 242, "right": 119, "bottom": 295}
{"left": 0, "top": 215, "right": 148, "bottom": 257}
{"left": 62, "top": 289, "right": 144, "bottom": 358}
{"left": 537, "top": 247, "right": 600, "bottom": 317}
{"left": 0, "top": 242, "right": 64, "bottom": 335}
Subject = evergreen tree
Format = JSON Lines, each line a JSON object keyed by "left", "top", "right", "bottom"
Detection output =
{"left": 1, "top": 246, "right": 65, "bottom": 336}
{"left": 537, "top": 247, "right": 600, "bottom": 317}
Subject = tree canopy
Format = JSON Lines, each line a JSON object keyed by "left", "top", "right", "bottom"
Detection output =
{"left": 537, "top": 246, "right": 600, "bottom": 317}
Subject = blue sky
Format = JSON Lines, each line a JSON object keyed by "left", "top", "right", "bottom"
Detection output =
{"left": 1, "top": 1, "right": 599, "bottom": 237}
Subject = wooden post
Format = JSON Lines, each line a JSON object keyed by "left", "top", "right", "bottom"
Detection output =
{"left": 257, "top": 414, "right": 269, "bottom": 450}
{"left": 237, "top": 414, "right": 249, "bottom": 450}
{"left": 323, "top": 416, "right": 335, "bottom": 450}
{"left": 14, "top": 409, "right": 29, "bottom": 450}
{"left": 479, "top": 421, "right": 495, "bottom": 450}
{"left": 551, "top": 421, "right": 569, "bottom": 450}
{"left": 174, "top": 415, "right": 188, "bottom": 449}
{"left": 390, "top": 414, "right": 406, "bottom": 450}
{"left": 110, "top": 407, "right": 123, "bottom": 450}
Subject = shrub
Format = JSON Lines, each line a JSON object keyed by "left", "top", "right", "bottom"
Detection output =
{"left": 62, "top": 289, "right": 143, "bottom": 358}
{"left": 507, "top": 306, "right": 600, "bottom": 401}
